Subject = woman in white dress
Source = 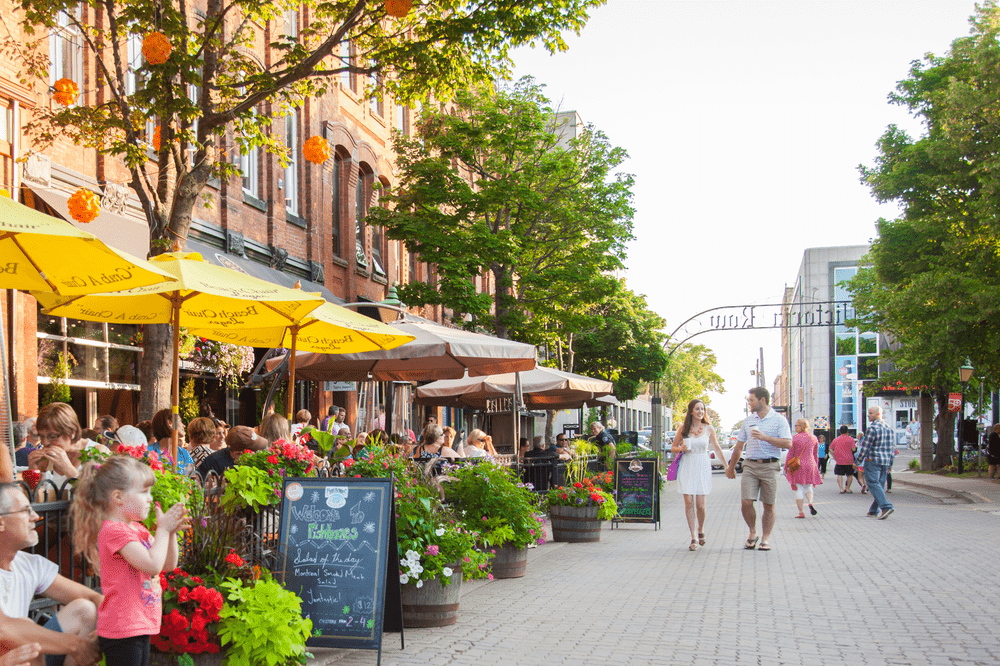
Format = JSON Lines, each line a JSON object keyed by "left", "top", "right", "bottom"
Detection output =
{"left": 670, "top": 399, "right": 728, "bottom": 551}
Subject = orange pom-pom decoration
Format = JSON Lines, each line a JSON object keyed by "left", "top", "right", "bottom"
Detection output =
{"left": 152, "top": 125, "right": 161, "bottom": 151}
{"left": 67, "top": 188, "right": 100, "bottom": 223}
{"left": 302, "top": 135, "right": 331, "bottom": 164}
{"left": 142, "top": 32, "right": 172, "bottom": 65}
{"left": 385, "top": 0, "right": 412, "bottom": 18}
{"left": 53, "top": 78, "right": 78, "bottom": 106}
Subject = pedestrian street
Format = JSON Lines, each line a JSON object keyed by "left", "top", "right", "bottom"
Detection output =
{"left": 311, "top": 466, "right": 1000, "bottom": 666}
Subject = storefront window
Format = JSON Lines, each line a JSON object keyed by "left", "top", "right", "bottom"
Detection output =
{"left": 37, "top": 302, "right": 141, "bottom": 390}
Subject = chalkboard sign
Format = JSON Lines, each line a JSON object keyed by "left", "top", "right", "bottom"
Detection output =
{"left": 278, "top": 477, "right": 403, "bottom": 662}
{"left": 612, "top": 458, "right": 660, "bottom": 528}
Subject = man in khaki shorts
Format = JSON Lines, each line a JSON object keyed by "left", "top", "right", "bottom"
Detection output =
{"left": 725, "top": 387, "right": 792, "bottom": 551}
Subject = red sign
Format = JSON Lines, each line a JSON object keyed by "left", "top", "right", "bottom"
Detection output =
{"left": 947, "top": 393, "right": 962, "bottom": 412}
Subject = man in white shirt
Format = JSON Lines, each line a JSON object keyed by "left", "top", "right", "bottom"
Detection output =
{"left": 725, "top": 387, "right": 792, "bottom": 551}
{"left": 0, "top": 483, "right": 102, "bottom": 666}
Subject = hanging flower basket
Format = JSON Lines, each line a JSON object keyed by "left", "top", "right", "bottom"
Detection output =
{"left": 385, "top": 0, "right": 412, "bottom": 18}
{"left": 143, "top": 32, "right": 173, "bottom": 65}
{"left": 52, "top": 78, "right": 78, "bottom": 106}
{"left": 67, "top": 188, "right": 100, "bottom": 223}
{"left": 302, "top": 135, "right": 330, "bottom": 164}
{"left": 152, "top": 125, "right": 162, "bottom": 151}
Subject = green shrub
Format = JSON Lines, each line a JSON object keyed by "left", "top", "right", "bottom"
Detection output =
{"left": 218, "top": 575, "right": 313, "bottom": 666}
{"left": 908, "top": 458, "right": 920, "bottom": 470}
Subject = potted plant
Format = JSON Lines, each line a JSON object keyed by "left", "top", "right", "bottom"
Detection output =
{"left": 545, "top": 476, "right": 618, "bottom": 543}
{"left": 221, "top": 438, "right": 318, "bottom": 511}
{"left": 217, "top": 572, "right": 313, "bottom": 666}
{"left": 442, "top": 461, "right": 545, "bottom": 579}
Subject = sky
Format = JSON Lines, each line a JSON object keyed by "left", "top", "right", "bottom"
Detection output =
{"left": 512, "top": 0, "right": 982, "bottom": 427}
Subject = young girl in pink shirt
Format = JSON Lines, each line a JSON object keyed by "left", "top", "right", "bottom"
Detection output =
{"left": 71, "top": 456, "right": 189, "bottom": 666}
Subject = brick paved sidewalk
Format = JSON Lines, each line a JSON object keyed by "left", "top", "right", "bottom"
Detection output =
{"left": 306, "top": 472, "right": 1000, "bottom": 666}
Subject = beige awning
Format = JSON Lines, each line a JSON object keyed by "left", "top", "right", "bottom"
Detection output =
{"left": 25, "top": 185, "right": 150, "bottom": 259}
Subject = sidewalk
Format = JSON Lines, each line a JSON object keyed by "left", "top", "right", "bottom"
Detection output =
{"left": 306, "top": 472, "right": 1000, "bottom": 666}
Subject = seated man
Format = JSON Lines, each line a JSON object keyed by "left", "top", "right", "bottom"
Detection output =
{"left": 524, "top": 436, "right": 557, "bottom": 461}
{"left": 0, "top": 482, "right": 102, "bottom": 666}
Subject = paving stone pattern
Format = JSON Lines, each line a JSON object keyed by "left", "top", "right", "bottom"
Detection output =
{"left": 308, "top": 470, "right": 1000, "bottom": 666}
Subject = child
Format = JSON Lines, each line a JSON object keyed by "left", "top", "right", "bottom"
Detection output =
{"left": 71, "top": 456, "right": 190, "bottom": 666}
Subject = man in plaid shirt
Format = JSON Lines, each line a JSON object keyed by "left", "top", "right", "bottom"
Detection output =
{"left": 855, "top": 405, "right": 896, "bottom": 519}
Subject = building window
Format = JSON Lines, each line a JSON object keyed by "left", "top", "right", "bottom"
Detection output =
{"left": 369, "top": 74, "right": 383, "bottom": 117}
{"left": 239, "top": 109, "right": 259, "bottom": 198}
{"left": 341, "top": 41, "right": 356, "bottom": 93}
{"left": 285, "top": 110, "right": 298, "bottom": 215}
{"left": 355, "top": 166, "right": 371, "bottom": 267}
{"left": 49, "top": 8, "right": 83, "bottom": 91}
{"left": 283, "top": 8, "right": 297, "bottom": 38}
{"left": 37, "top": 302, "right": 142, "bottom": 390}
{"left": 408, "top": 249, "right": 416, "bottom": 283}
{"left": 370, "top": 180, "right": 385, "bottom": 275}
{"left": 395, "top": 105, "right": 409, "bottom": 135}
{"left": 331, "top": 154, "right": 342, "bottom": 257}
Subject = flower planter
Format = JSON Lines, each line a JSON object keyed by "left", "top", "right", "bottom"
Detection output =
{"left": 549, "top": 504, "right": 602, "bottom": 543}
{"left": 400, "top": 568, "right": 463, "bottom": 627}
{"left": 490, "top": 543, "right": 528, "bottom": 579}
{"left": 150, "top": 651, "right": 224, "bottom": 666}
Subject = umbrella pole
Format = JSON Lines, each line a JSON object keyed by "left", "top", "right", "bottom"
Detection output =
{"left": 171, "top": 300, "right": 180, "bottom": 467}
{"left": 287, "top": 330, "right": 298, "bottom": 421}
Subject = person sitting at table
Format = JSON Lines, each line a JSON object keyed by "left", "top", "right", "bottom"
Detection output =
{"left": 186, "top": 417, "right": 219, "bottom": 467}
{"left": 413, "top": 425, "right": 461, "bottom": 462}
{"left": 517, "top": 437, "right": 530, "bottom": 461}
{"left": 27, "top": 403, "right": 111, "bottom": 488}
{"left": 258, "top": 413, "right": 291, "bottom": 444}
{"left": 0, "top": 482, "right": 103, "bottom": 666}
{"left": 524, "top": 436, "right": 557, "bottom": 461}
{"left": 290, "top": 410, "right": 311, "bottom": 441}
{"left": 554, "top": 434, "right": 574, "bottom": 461}
{"left": 148, "top": 409, "right": 195, "bottom": 473}
{"left": 458, "top": 429, "right": 491, "bottom": 458}
{"left": 196, "top": 426, "right": 267, "bottom": 479}
{"left": 12, "top": 423, "right": 30, "bottom": 469}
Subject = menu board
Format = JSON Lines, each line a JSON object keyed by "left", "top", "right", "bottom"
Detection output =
{"left": 278, "top": 477, "right": 403, "bottom": 657}
{"left": 613, "top": 458, "right": 660, "bottom": 528}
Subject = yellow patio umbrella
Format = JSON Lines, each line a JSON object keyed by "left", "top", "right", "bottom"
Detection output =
{"left": 187, "top": 300, "right": 415, "bottom": 419}
{"left": 35, "top": 250, "right": 326, "bottom": 463}
{"left": 0, "top": 193, "right": 176, "bottom": 294}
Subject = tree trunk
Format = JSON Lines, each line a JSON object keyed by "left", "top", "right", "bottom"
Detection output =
{"left": 919, "top": 392, "right": 934, "bottom": 471}
{"left": 138, "top": 323, "right": 174, "bottom": 421}
{"left": 933, "top": 389, "right": 955, "bottom": 470}
{"left": 544, "top": 410, "right": 555, "bottom": 446}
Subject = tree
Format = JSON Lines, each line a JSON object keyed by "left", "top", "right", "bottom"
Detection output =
{"left": 570, "top": 281, "right": 668, "bottom": 402}
{"left": 366, "top": 77, "right": 634, "bottom": 340}
{"left": 850, "top": 2, "right": 1000, "bottom": 468}
{"left": 659, "top": 343, "right": 725, "bottom": 420}
{"left": 9, "top": 0, "right": 603, "bottom": 418}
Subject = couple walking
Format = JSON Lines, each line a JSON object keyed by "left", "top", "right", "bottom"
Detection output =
{"left": 671, "top": 387, "right": 792, "bottom": 552}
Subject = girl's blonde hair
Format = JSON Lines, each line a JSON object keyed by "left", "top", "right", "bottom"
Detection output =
{"left": 795, "top": 418, "right": 811, "bottom": 432}
{"left": 71, "top": 455, "right": 155, "bottom": 571}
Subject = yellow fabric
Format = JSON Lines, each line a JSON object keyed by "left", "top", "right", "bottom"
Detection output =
{"left": 187, "top": 301, "right": 414, "bottom": 354}
{"left": 0, "top": 194, "right": 175, "bottom": 295}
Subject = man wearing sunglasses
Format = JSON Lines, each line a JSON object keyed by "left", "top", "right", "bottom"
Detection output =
{"left": 0, "top": 483, "right": 102, "bottom": 666}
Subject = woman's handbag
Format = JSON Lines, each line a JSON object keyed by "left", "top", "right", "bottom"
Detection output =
{"left": 666, "top": 452, "right": 684, "bottom": 481}
{"left": 786, "top": 455, "right": 801, "bottom": 473}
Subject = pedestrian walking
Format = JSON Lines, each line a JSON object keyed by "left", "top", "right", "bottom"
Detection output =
{"left": 988, "top": 424, "right": 1000, "bottom": 479}
{"left": 725, "top": 387, "right": 792, "bottom": 551}
{"left": 829, "top": 425, "right": 857, "bottom": 493}
{"left": 816, "top": 433, "right": 829, "bottom": 477}
{"left": 71, "top": 456, "right": 191, "bottom": 666}
{"left": 855, "top": 405, "right": 895, "bottom": 519}
{"left": 670, "top": 399, "right": 728, "bottom": 551}
{"left": 786, "top": 419, "right": 823, "bottom": 518}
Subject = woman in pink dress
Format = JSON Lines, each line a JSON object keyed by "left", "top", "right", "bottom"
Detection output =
{"left": 786, "top": 418, "right": 823, "bottom": 518}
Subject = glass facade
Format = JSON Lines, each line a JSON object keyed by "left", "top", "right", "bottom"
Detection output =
{"left": 832, "top": 266, "right": 878, "bottom": 429}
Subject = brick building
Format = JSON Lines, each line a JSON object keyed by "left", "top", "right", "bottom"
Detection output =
{"left": 0, "top": 2, "right": 451, "bottom": 429}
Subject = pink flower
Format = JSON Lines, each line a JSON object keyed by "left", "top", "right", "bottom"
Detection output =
{"left": 487, "top": 574, "right": 494, "bottom": 580}
{"left": 425, "top": 545, "right": 439, "bottom": 556}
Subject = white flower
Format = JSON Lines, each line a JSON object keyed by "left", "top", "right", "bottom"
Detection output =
{"left": 442, "top": 567, "right": 453, "bottom": 577}
{"left": 405, "top": 550, "right": 420, "bottom": 562}
{"left": 399, "top": 574, "right": 410, "bottom": 584}
{"left": 416, "top": 579, "right": 424, "bottom": 588}
{"left": 435, "top": 527, "right": 445, "bottom": 537}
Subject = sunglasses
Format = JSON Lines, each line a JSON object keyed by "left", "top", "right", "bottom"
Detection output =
{"left": 37, "top": 432, "right": 64, "bottom": 442}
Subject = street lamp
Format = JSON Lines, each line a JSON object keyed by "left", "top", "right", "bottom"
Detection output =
{"left": 958, "top": 359, "right": 974, "bottom": 474}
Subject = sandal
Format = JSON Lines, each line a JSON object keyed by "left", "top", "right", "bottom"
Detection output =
{"left": 744, "top": 536, "right": 760, "bottom": 550}
{"left": 794, "top": 513, "right": 805, "bottom": 519}
{"left": 809, "top": 504, "right": 818, "bottom": 515}
{"left": 698, "top": 532, "right": 706, "bottom": 546}
{"left": 757, "top": 542, "right": 771, "bottom": 551}
{"left": 689, "top": 540, "right": 700, "bottom": 551}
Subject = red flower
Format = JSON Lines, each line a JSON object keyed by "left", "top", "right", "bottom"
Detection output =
{"left": 343, "top": 458, "right": 355, "bottom": 468}
{"left": 573, "top": 482, "right": 583, "bottom": 489}
{"left": 177, "top": 587, "right": 189, "bottom": 603}
{"left": 267, "top": 454, "right": 279, "bottom": 464}
{"left": 225, "top": 550, "right": 245, "bottom": 567}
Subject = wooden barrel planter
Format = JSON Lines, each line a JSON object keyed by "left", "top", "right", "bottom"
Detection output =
{"left": 490, "top": 543, "right": 528, "bottom": 579}
{"left": 549, "top": 504, "right": 602, "bottom": 542}
{"left": 400, "top": 568, "right": 463, "bottom": 627}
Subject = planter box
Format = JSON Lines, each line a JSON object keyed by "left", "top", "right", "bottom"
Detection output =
{"left": 549, "top": 504, "right": 602, "bottom": 543}
{"left": 490, "top": 543, "right": 527, "bottom": 579}
{"left": 400, "top": 568, "right": 463, "bottom": 627}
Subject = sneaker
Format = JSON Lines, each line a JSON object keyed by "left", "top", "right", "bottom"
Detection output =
{"left": 867, "top": 513, "right": 877, "bottom": 517}
{"left": 809, "top": 504, "right": 818, "bottom": 516}
{"left": 878, "top": 508, "right": 894, "bottom": 520}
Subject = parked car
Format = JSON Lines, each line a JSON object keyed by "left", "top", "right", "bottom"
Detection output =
{"left": 714, "top": 444, "right": 743, "bottom": 473}
{"left": 663, "top": 431, "right": 677, "bottom": 460}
